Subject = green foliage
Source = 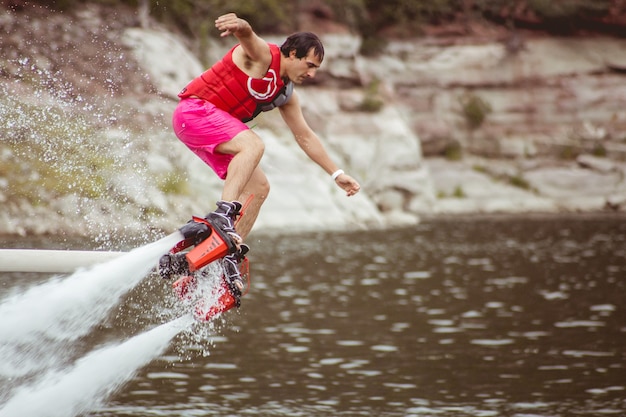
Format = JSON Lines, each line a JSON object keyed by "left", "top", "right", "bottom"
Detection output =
{"left": 472, "top": 164, "right": 487, "bottom": 173}
{"left": 328, "top": 0, "right": 454, "bottom": 53}
{"left": 146, "top": 0, "right": 296, "bottom": 37}
{"left": 592, "top": 143, "right": 607, "bottom": 157}
{"left": 444, "top": 140, "right": 463, "bottom": 161}
{"left": 559, "top": 145, "right": 579, "bottom": 160}
{"left": 20, "top": 0, "right": 622, "bottom": 42}
{"left": 358, "top": 80, "right": 384, "bottom": 112}
{"left": 507, "top": 174, "right": 531, "bottom": 190}
{"left": 359, "top": 36, "right": 388, "bottom": 57}
{"left": 527, "top": 0, "right": 611, "bottom": 19}
{"left": 363, "top": 0, "right": 455, "bottom": 33}
{"left": 460, "top": 94, "right": 492, "bottom": 129}
{"left": 452, "top": 185, "right": 466, "bottom": 198}
{"left": 436, "top": 185, "right": 466, "bottom": 199}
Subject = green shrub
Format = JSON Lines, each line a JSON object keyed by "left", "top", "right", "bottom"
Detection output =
{"left": 527, "top": 0, "right": 611, "bottom": 19}
{"left": 507, "top": 174, "right": 531, "bottom": 190}
{"left": 452, "top": 185, "right": 466, "bottom": 198}
{"left": 22, "top": 0, "right": 617, "bottom": 40}
{"left": 472, "top": 164, "right": 487, "bottom": 173}
{"left": 592, "top": 143, "right": 607, "bottom": 157}
{"left": 436, "top": 186, "right": 466, "bottom": 199}
{"left": 358, "top": 80, "right": 384, "bottom": 112}
{"left": 460, "top": 94, "right": 492, "bottom": 129}
{"left": 559, "top": 145, "right": 579, "bottom": 160}
{"left": 444, "top": 140, "right": 463, "bottom": 161}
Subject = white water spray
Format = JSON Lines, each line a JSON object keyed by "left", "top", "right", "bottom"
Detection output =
{"left": 0, "top": 315, "right": 194, "bottom": 417}
{"left": 0, "top": 232, "right": 182, "bottom": 379}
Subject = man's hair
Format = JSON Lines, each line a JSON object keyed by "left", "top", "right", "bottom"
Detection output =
{"left": 280, "top": 32, "right": 324, "bottom": 61}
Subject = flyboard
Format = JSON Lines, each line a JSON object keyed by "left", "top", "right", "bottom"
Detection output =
{"left": 157, "top": 199, "right": 251, "bottom": 322}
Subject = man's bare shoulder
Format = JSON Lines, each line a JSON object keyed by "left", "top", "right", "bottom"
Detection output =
{"left": 231, "top": 42, "right": 272, "bottom": 77}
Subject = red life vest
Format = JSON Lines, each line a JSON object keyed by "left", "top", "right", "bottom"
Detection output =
{"left": 178, "top": 43, "right": 291, "bottom": 122}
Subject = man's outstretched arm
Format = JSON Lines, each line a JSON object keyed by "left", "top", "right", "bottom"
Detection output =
{"left": 280, "top": 92, "right": 361, "bottom": 197}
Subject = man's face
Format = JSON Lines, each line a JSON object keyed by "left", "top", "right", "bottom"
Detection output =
{"left": 288, "top": 48, "right": 321, "bottom": 84}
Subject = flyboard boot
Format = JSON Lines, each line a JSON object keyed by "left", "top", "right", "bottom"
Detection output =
{"left": 159, "top": 200, "right": 250, "bottom": 320}
{"left": 195, "top": 244, "right": 250, "bottom": 321}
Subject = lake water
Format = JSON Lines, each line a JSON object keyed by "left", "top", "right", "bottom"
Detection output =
{"left": 1, "top": 214, "right": 625, "bottom": 416}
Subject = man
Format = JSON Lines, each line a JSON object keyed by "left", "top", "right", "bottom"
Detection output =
{"left": 169, "top": 13, "right": 361, "bottom": 294}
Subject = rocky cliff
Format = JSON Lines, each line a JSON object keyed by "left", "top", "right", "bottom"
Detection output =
{"left": 1, "top": 4, "right": 625, "bottom": 241}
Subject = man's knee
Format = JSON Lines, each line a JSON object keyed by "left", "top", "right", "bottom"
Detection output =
{"left": 248, "top": 180, "right": 269, "bottom": 207}
{"left": 217, "top": 130, "right": 265, "bottom": 158}
{"left": 246, "top": 171, "right": 270, "bottom": 203}
{"left": 236, "top": 130, "right": 265, "bottom": 157}
{"left": 257, "top": 177, "right": 270, "bottom": 199}
{"left": 248, "top": 134, "right": 265, "bottom": 156}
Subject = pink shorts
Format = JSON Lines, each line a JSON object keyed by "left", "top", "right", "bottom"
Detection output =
{"left": 172, "top": 98, "right": 249, "bottom": 179}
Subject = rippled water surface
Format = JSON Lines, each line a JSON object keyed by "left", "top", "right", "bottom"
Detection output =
{"left": 2, "top": 215, "right": 626, "bottom": 416}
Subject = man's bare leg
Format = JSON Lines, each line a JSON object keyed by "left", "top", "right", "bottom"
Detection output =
{"left": 234, "top": 166, "right": 270, "bottom": 240}
{"left": 212, "top": 131, "right": 267, "bottom": 293}
{"left": 216, "top": 129, "right": 265, "bottom": 203}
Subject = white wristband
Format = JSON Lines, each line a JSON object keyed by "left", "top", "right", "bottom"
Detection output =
{"left": 331, "top": 169, "right": 344, "bottom": 181}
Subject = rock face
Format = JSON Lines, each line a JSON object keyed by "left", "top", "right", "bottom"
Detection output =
{"left": 392, "top": 36, "right": 626, "bottom": 214}
{"left": 1, "top": 4, "right": 626, "bottom": 239}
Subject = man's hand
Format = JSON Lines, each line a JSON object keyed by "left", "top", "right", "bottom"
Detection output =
{"left": 215, "top": 13, "right": 248, "bottom": 37}
{"left": 336, "top": 174, "right": 361, "bottom": 197}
